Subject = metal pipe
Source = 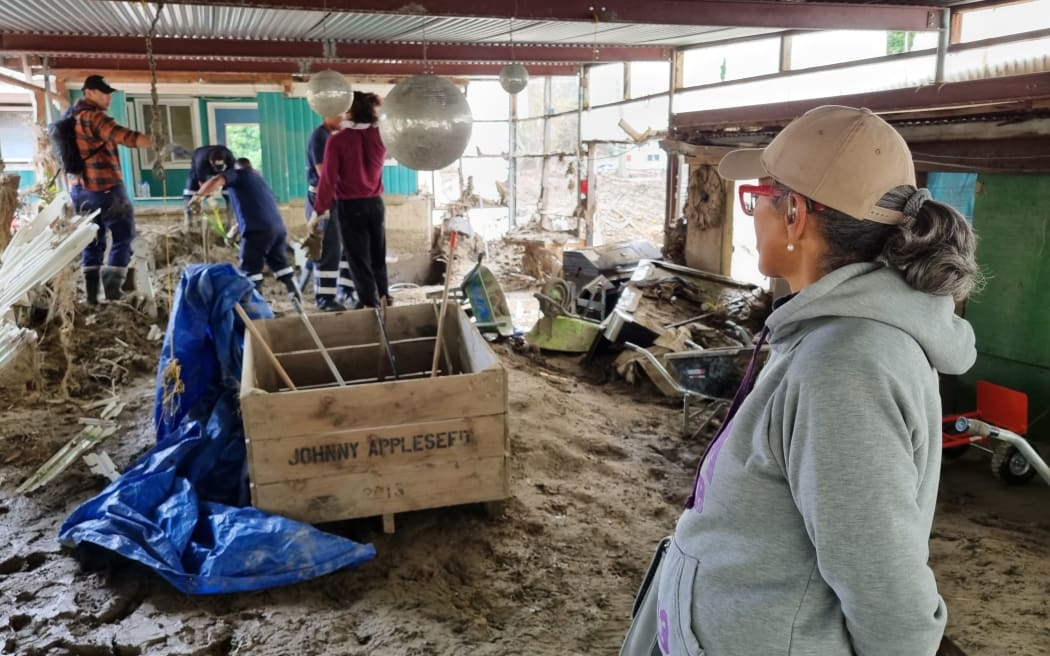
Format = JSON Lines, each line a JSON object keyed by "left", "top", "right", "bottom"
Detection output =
{"left": 954, "top": 417, "right": 1050, "bottom": 485}
{"left": 935, "top": 8, "right": 951, "bottom": 83}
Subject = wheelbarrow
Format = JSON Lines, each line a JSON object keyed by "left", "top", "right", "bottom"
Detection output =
{"left": 624, "top": 342, "right": 732, "bottom": 438}
{"left": 942, "top": 380, "right": 1048, "bottom": 485}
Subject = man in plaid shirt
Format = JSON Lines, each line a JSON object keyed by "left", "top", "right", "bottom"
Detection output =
{"left": 69, "top": 75, "right": 156, "bottom": 304}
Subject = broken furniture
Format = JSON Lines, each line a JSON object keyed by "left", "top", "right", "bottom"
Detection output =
{"left": 604, "top": 259, "right": 769, "bottom": 349}
{"left": 562, "top": 239, "right": 663, "bottom": 319}
{"left": 239, "top": 303, "right": 511, "bottom": 533}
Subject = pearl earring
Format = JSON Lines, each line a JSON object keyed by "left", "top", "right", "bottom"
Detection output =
{"left": 787, "top": 243, "right": 796, "bottom": 252}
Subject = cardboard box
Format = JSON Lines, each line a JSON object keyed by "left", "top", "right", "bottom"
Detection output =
{"left": 239, "top": 304, "right": 510, "bottom": 526}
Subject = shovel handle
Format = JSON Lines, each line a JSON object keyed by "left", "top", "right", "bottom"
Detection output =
{"left": 235, "top": 303, "right": 297, "bottom": 392}
{"left": 430, "top": 231, "right": 458, "bottom": 377}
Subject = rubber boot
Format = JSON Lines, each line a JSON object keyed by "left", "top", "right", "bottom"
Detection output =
{"left": 84, "top": 269, "right": 101, "bottom": 306}
{"left": 100, "top": 266, "right": 128, "bottom": 301}
{"left": 279, "top": 273, "right": 302, "bottom": 305}
{"left": 315, "top": 296, "right": 347, "bottom": 312}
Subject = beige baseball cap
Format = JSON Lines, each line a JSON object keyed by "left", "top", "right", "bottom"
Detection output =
{"left": 718, "top": 105, "right": 915, "bottom": 224}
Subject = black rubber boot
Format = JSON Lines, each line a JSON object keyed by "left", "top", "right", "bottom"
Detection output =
{"left": 84, "top": 269, "right": 101, "bottom": 306}
{"left": 315, "top": 296, "right": 347, "bottom": 312}
{"left": 279, "top": 273, "right": 302, "bottom": 304}
{"left": 100, "top": 266, "right": 128, "bottom": 301}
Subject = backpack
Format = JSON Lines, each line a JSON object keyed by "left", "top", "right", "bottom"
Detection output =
{"left": 48, "top": 108, "right": 106, "bottom": 176}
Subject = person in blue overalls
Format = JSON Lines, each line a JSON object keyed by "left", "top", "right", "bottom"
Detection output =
{"left": 305, "top": 113, "right": 356, "bottom": 311}
{"left": 192, "top": 158, "right": 298, "bottom": 299}
{"left": 183, "top": 145, "right": 235, "bottom": 233}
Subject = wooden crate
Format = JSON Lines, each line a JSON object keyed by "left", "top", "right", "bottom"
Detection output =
{"left": 239, "top": 303, "right": 510, "bottom": 528}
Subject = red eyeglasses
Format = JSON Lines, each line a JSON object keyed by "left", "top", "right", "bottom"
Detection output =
{"left": 737, "top": 185, "right": 783, "bottom": 216}
{"left": 737, "top": 184, "right": 826, "bottom": 216}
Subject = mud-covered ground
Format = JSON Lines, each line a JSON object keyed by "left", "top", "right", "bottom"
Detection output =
{"left": 0, "top": 211, "right": 1047, "bottom": 656}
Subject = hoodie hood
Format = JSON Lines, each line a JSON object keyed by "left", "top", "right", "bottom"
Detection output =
{"left": 766, "top": 262, "right": 976, "bottom": 375}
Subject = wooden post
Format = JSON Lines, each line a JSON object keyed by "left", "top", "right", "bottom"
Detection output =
{"left": 584, "top": 144, "right": 596, "bottom": 246}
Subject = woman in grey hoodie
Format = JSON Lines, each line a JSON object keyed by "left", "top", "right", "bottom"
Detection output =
{"left": 655, "top": 106, "right": 979, "bottom": 656}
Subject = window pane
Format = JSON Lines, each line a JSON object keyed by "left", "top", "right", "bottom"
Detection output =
{"left": 582, "top": 98, "right": 668, "bottom": 141}
{"left": 550, "top": 75, "right": 580, "bottom": 114}
{"left": 548, "top": 114, "right": 580, "bottom": 154}
{"left": 515, "top": 78, "right": 547, "bottom": 119}
{"left": 225, "top": 124, "right": 262, "bottom": 170}
{"left": 142, "top": 104, "right": 170, "bottom": 140}
{"left": 790, "top": 30, "right": 894, "bottom": 70}
{"left": 630, "top": 61, "right": 670, "bottom": 97}
{"left": 468, "top": 121, "right": 510, "bottom": 156}
{"left": 674, "top": 54, "right": 936, "bottom": 113}
{"left": 945, "top": 35, "right": 1050, "bottom": 81}
{"left": 682, "top": 38, "right": 780, "bottom": 86}
{"left": 169, "top": 105, "right": 195, "bottom": 157}
{"left": 544, "top": 156, "right": 578, "bottom": 215}
{"left": 461, "top": 157, "right": 509, "bottom": 203}
{"left": 588, "top": 63, "right": 624, "bottom": 106}
{"left": 516, "top": 118, "right": 545, "bottom": 155}
{"left": 467, "top": 80, "right": 510, "bottom": 121}
{"left": 0, "top": 111, "right": 35, "bottom": 161}
{"left": 514, "top": 156, "right": 543, "bottom": 221}
{"left": 958, "top": 0, "right": 1050, "bottom": 42}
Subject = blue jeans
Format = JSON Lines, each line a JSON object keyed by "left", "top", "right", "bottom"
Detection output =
{"left": 72, "top": 184, "right": 135, "bottom": 268}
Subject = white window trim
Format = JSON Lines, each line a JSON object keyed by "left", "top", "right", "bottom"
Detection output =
{"left": 131, "top": 96, "right": 201, "bottom": 171}
{"left": 205, "top": 101, "right": 258, "bottom": 145}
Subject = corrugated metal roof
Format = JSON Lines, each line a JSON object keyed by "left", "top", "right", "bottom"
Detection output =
{"left": 0, "top": 0, "right": 780, "bottom": 47}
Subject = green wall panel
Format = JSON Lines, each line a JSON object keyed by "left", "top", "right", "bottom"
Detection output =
{"left": 963, "top": 174, "right": 1050, "bottom": 440}
{"left": 258, "top": 93, "right": 318, "bottom": 204}
{"left": 383, "top": 165, "right": 418, "bottom": 195}
{"left": 257, "top": 92, "right": 418, "bottom": 202}
{"left": 139, "top": 168, "right": 189, "bottom": 198}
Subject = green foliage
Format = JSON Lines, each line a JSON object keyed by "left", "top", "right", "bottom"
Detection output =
{"left": 225, "top": 124, "right": 263, "bottom": 170}
{"left": 886, "top": 31, "right": 917, "bottom": 55}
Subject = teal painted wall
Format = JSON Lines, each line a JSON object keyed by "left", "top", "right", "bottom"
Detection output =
{"left": 14, "top": 170, "right": 36, "bottom": 190}
{"left": 258, "top": 92, "right": 417, "bottom": 202}
{"left": 383, "top": 165, "right": 418, "bottom": 195}
{"left": 962, "top": 174, "right": 1050, "bottom": 441}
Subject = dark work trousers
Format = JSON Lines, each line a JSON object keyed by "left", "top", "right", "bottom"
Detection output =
{"left": 305, "top": 191, "right": 355, "bottom": 303}
{"left": 72, "top": 184, "right": 135, "bottom": 269}
{"left": 334, "top": 196, "right": 388, "bottom": 308}
{"left": 240, "top": 228, "right": 294, "bottom": 288}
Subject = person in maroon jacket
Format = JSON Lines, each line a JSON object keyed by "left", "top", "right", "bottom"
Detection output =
{"left": 313, "top": 92, "right": 388, "bottom": 308}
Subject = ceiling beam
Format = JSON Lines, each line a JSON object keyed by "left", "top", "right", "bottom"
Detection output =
{"left": 98, "top": 0, "right": 943, "bottom": 31}
{"left": 0, "top": 34, "right": 667, "bottom": 65}
{"left": 16, "top": 56, "right": 580, "bottom": 78}
{"left": 671, "top": 72, "right": 1050, "bottom": 132}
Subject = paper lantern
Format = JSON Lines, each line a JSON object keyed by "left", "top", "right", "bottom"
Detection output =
{"left": 306, "top": 70, "right": 353, "bottom": 117}
{"left": 379, "top": 75, "right": 473, "bottom": 171}
{"left": 499, "top": 63, "right": 529, "bottom": 95}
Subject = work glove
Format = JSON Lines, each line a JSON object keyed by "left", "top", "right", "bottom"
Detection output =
{"left": 187, "top": 194, "right": 205, "bottom": 215}
{"left": 301, "top": 231, "right": 323, "bottom": 262}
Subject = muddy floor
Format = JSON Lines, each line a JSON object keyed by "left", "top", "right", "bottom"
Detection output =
{"left": 1, "top": 215, "right": 1048, "bottom": 656}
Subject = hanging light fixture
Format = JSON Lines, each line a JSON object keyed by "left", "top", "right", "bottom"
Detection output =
{"left": 306, "top": 69, "right": 353, "bottom": 117}
{"left": 379, "top": 24, "right": 474, "bottom": 171}
{"left": 499, "top": 18, "right": 529, "bottom": 95}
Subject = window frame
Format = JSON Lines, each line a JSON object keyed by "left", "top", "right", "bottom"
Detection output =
{"left": 131, "top": 96, "right": 200, "bottom": 170}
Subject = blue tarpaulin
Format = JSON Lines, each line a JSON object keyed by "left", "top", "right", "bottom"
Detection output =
{"left": 60, "top": 264, "right": 375, "bottom": 594}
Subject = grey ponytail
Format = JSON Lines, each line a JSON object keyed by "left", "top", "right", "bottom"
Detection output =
{"left": 807, "top": 185, "right": 981, "bottom": 301}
